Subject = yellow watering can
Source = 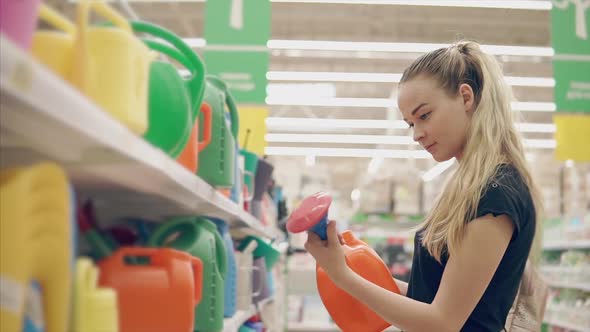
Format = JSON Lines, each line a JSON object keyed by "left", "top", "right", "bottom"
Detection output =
{"left": 73, "top": 0, "right": 154, "bottom": 135}
{"left": 0, "top": 163, "right": 72, "bottom": 332}
{"left": 31, "top": 4, "right": 76, "bottom": 83}
{"left": 73, "top": 258, "right": 119, "bottom": 332}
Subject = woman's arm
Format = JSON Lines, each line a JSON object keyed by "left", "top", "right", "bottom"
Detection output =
{"left": 394, "top": 278, "right": 408, "bottom": 297}
{"left": 305, "top": 215, "right": 514, "bottom": 332}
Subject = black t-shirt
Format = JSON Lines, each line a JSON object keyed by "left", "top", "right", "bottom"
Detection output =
{"left": 407, "top": 164, "right": 536, "bottom": 332}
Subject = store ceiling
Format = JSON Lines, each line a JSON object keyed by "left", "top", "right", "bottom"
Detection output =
{"left": 48, "top": 0, "right": 562, "bottom": 217}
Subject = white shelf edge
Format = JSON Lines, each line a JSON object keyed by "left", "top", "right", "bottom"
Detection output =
{"left": 0, "top": 35, "right": 275, "bottom": 239}
{"left": 545, "top": 280, "right": 590, "bottom": 292}
{"left": 223, "top": 306, "right": 257, "bottom": 332}
{"left": 544, "top": 318, "right": 590, "bottom": 332}
{"left": 543, "top": 240, "right": 590, "bottom": 251}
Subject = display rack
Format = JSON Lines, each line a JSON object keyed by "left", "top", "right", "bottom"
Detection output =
{"left": 0, "top": 36, "right": 280, "bottom": 240}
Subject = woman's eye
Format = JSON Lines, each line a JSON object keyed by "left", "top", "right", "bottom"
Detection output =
{"left": 420, "top": 112, "right": 432, "bottom": 120}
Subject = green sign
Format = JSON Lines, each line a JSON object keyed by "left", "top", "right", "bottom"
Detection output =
{"left": 204, "top": 0, "right": 271, "bottom": 46}
{"left": 551, "top": 1, "right": 590, "bottom": 113}
{"left": 204, "top": 50, "right": 269, "bottom": 104}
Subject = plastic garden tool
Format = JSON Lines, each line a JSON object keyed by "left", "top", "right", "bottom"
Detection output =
{"left": 31, "top": 4, "right": 76, "bottom": 83}
{"left": 197, "top": 76, "right": 239, "bottom": 188}
{"left": 73, "top": 0, "right": 153, "bottom": 135}
{"left": 235, "top": 241, "right": 261, "bottom": 311}
{"left": 0, "top": 0, "right": 40, "bottom": 49}
{"left": 211, "top": 218, "right": 238, "bottom": 317}
{"left": 129, "top": 21, "right": 207, "bottom": 158}
{"left": 73, "top": 258, "right": 119, "bottom": 332}
{"left": 0, "top": 163, "right": 72, "bottom": 332}
{"left": 240, "top": 149, "right": 258, "bottom": 203}
{"left": 286, "top": 192, "right": 401, "bottom": 332}
{"left": 237, "top": 236, "right": 280, "bottom": 270}
{"left": 148, "top": 217, "right": 227, "bottom": 332}
{"left": 98, "top": 247, "right": 203, "bottom": 332}
{"left": 145, "top": 40, "right": 214, "bottom": 172}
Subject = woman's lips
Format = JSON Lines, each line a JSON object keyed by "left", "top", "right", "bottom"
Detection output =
{"left": 425, "top": 143, "right": 437, "bottom": 152}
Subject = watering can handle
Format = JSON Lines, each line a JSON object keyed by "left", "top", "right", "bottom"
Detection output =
{"left": 110, "top": 247, "right": 158, "bottom": 266}
{"left": 198, "top": 103, "right": 212, "bottom": 152}
{"left": 206, "top": 76, "right": 239, "bottom": 139}
{"left": 190, "top": 257, "right": 204, "bottom": 305}
{"left": 38, "top": 4, "right": 76, "bottom": 34}
{"left": 76, "top": 0, "right": 132, "bottom": 91}
{"left": 146, "top": 218, "right": 197, "bottom": 247}
{"left": 130, "top": 21, "right": 206, "bottom": 111}
{"left": 212, "top": 225, "right": 228, "bottom": 278}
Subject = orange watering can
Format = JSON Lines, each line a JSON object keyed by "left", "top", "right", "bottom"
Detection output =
{"left": 98, "top": 247, "right": 203, "bottom": 332}
{"left": 286, "top": 192, "right": 401, "bottom": 332}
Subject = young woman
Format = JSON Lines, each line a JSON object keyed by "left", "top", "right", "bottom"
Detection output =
{"left": 305, "top": 41, "right": 543, "bottom": 332}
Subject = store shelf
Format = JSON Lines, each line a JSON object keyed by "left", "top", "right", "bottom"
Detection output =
{"left": 0, "top": 36, "right": 278, "bottom": 239}
{"left": 288, "top": 323, "right": 400, "bottom": 332}
{"left": 544, "top": 318, "right": 590, "bottom": 332}
{"left": 545, "top": 280, "right": 590, "bottom": 292}
{"left": 543, "top": 240, "right": 590, "bottom": 251}
{"left": 223, "top": 306, "right": 257, "bottom": 332}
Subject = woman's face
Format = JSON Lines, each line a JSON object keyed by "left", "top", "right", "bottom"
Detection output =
{"left": 398, "top": 75, "right": 475, "bottom": 162}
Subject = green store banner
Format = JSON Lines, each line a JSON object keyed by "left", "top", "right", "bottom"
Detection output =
{"left": 551, "top": 1, "right": 590, "bottom": 161}
{"left": 204, "top": 0, "right": 271, "bottom": 46}
{"left": 204, "top": 0, "right": 270, "bottom": 105}
{"left": 203, "top": 50, "right": 269, "bottom": 104}
{"left": 551, "top": 0, "right": 590, "bottom": 113}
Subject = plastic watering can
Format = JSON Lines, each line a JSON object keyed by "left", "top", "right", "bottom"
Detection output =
{"left": 31, "top": 4, "right": 76, "bottom": 83}
{"left": 197, "top": 76, "right": 239, "bottom": 188}
{"left": 73, "top": 0, "right": 153, "bottom": 135}
{"left": 98, "top": 247, "right": 203, "bottom": 332}
{"left": 130, "top": 21, "right": 207, "bottom": 157}
{"left": 0, "top": 163, "right": 72, "bottom": 332}
{"left": 0, "top": 0, "right": 41, "bottom": 49}
{"left": 148, "top": 217, "right": 227, "bottom": 332}
{"left": 286, "top": 192, "right": 401, "bottom": 332}
{"left": 142, "top": 40, "right": 213, "bottom": 172}
{"left": 73, "top": 258, "right": 119, "bottom": 332}
{"left": 237, "top": 236, "right": 280, "bottom": 269}
{"left": 211, "top": 219, "right": 238, "bottom": 317}
{"left": 235, "top": 241, "right": 261, "bottom": 311}
{"left": 240, "top": 149, "right": 258, "bottom": 202}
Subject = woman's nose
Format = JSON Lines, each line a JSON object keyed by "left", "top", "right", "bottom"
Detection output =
{"left": 413, "top": 126, "right": 425, "bottom": 142}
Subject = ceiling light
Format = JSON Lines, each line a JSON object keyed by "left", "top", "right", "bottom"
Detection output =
{"left": 267, "top": 40, "right": 554, "bottom": 57}
{"left": 266, "top": 97, "right": 555, "bottom": 112}
{"left": 264, "top": 147, "right": 432, "bottom": 158}
{"left": 183, "top": 38, "right": 554, "bottom": 57}
{"left": 76, "top": 0, "right": 551, "bottom": 11}
{"left": 265, "top": 96, "right": 394, "bottom": 108}
{"left": 267, "top": 71, "right": 555, "bottom": 87}
{"left": 422, "top": 159, "right": 455, "bottom": 182}
{"left": 351, "top": 188, "right": 361, "bottom": 202}
{"left": 266, "top": 117, "right": 409, "bottom": 129}
{"left": 272, "top": 0, "right": 551, "bottom": 10}
{"left": 267, "top": 133, "right": 555, "bottom": 149}
{"left": 267, "top": 83, "right": 336, "bottom": 98}
{"left": 266, "top": 117, "right": 555, "bottom": 133}
{"left": 265, "top": 133, "right": 416, "bottom": 145}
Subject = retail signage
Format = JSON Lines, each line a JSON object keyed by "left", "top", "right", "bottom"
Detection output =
{"left": 237, "top": 106, "right": 269, "bottom": 155}
{"left": 204, "top": 50, "right": 269, "bottom": 104}
{"left": 204, "top": 0, "right": 271, "bottom": 46}
{"left": 554, "top": 114, "right": 590, "bottom": 161}
{"left": 551, "top": 0, "right": 590, "bottom": 113}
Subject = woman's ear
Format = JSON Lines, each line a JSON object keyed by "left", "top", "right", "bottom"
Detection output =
{"left": 459, "top": 83, "right": 475, "bottom": 113}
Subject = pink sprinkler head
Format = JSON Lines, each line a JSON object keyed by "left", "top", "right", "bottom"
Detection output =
{"left": 286, "top": 192, "right": 332, "bottom": 240}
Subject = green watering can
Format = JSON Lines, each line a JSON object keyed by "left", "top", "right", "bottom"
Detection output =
{"left": 130, "top": 21, "right": 206, "bottom": 158}
{"left": 197, "top": 76, "right": 239, "bottom": 188}
{"left": 148, "top": 217, "right": 227, "bottom": 332}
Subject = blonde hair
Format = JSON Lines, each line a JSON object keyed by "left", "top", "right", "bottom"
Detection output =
{"left": 400, "top": 41, "right": 543, "bottom": 263}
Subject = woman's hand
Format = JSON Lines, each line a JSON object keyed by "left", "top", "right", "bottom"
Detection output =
{"left": 304, "top": 220, "right": 352, "bottom": 286}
